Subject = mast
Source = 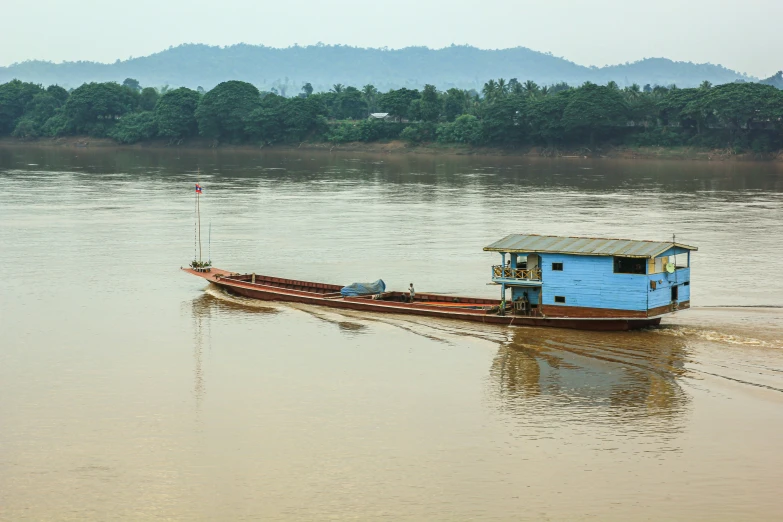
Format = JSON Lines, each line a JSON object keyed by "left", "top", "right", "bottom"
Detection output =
{"left": 197, "top": 170, "right": 202, "bottom": 263}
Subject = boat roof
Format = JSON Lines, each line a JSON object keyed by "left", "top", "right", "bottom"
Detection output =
{"left": 483, "top": 234, "right": 698, "bottom": 258}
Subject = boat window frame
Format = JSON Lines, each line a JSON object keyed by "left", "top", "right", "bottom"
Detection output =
{"left": 552, "top": 262, "right": 564, "bottom": 271}
{"left": 613, "top": 256, "right": 647, "bottom": 275}
{"left": 554, "top": 295, "right": 566, "bottom": 304}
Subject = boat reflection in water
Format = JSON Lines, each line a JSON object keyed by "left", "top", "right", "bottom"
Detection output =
{"left": 189, "top": 287, "right": 692, "bottom": 447}
{"left": 188, "top": 288, "right": 281, "bottom": 319}
{"left": 489, "top": 326, "right": 691, "bottom": 433}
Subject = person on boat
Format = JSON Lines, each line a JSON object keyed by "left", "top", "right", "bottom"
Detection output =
{"left": 408, "top": 283, "right": 415, "bottom": 303}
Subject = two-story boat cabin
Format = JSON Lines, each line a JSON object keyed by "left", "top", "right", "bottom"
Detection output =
{"left": 484, "top": 234, "right": 697, "bottom": 320}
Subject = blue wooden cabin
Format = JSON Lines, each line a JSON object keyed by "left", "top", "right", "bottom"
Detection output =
{"left": 484, "top": 234, "right": 697, "bottom": 319}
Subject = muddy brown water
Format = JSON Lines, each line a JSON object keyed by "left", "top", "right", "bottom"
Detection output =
{"left": 1, "top": 146, "right": 782, "bottom": 521}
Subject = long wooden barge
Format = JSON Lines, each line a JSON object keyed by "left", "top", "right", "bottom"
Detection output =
{"left": 183, "top": 267, "right": 669, "bottom": 331}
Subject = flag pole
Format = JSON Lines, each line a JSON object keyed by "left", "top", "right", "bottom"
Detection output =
{"left": 197, "top": 169, "right": 202, "bottom": 263}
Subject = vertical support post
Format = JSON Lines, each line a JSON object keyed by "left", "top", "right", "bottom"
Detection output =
{"left": 196, "top": 188, "right": 202, "bottom": 263}
{"left": 500, "top": 283, "right": 506, "bottom": 315}
{"left": 510, "top": 253, "right": 518, "bottom": 269}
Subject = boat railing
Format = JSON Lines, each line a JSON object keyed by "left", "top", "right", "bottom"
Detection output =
{"left": 492, "top": 265, "right": 542, "bottom": 281}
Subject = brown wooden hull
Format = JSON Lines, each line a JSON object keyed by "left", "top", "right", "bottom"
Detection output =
{"left": 182, "top": 268, "right": 664, "bottom": 331}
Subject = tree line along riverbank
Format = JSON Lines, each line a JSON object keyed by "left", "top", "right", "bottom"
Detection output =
{"left": 2, "top": 77, "right": 783, "bottom": 157}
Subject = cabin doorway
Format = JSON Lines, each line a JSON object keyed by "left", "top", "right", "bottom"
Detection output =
{"left": 671, "top": 285, "right": 679, "bottom": 302}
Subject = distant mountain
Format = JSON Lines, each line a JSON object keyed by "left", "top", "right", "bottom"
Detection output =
{"left": 760, "top": 71, "right": 783, "bottom": 89}
{"left": 0, "top": 44, "right": 755, "bottom": 92}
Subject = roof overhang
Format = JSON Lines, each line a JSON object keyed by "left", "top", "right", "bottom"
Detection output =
{"left": 483, "top": 234, "right": 698, "bottom": 258}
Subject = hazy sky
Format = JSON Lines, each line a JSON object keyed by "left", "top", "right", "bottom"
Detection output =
{"left": 4, "top": 0, "right": 781, "bottom": 77}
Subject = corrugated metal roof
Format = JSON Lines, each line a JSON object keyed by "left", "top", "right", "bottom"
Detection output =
{"left": 483, "top": 234, "right": 698, "bottom": 258}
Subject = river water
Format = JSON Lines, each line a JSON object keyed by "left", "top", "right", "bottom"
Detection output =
{"left": 1, "top": 146, "right": 782, "bottom": 521}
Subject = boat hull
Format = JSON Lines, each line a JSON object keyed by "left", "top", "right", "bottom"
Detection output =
{"left": 182, "top": 268, "right": 663, "bottom": 331}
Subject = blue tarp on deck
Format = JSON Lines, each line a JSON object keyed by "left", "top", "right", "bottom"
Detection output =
{"left": 340, "top": 279, "right": 386, "bottom": 297}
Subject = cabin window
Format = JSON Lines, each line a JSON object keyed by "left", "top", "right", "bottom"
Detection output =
{"left": 614, "top": 257, "right": 646, "bottom": 275}
{"left": 554, "top": 296, "right": 566, "bottom": 304}
{"left": 672, "top": 253, "right": 689, "bottom": 268}
{"left": 552, "top": 262, "right": 563, "bottom": 271}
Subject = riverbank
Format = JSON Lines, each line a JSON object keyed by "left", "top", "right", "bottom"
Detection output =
{"left": 3, "top": 136, "right": 783, "bottom": 162}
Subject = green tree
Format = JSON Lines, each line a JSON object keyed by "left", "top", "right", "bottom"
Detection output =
{"left": 195, "top": 80, "right": 261, "bottom": 142}
{"left": 527, "top": 90, "right": 573, "bottom": 146}
{"left": 561, "top": 82, "right": 628, "bottom": 145}
{"left": 279, "top": 96, "right": 327, "bottom": 141}
{"left": 509, "top": 78, "right": 523, "bottom": 96}
{"left": 337, "top": 86, "right": 367, "bottom": 119}
{"left": 46, "top": 85, "right": 69, "bottom": 105}
{"left": 437, "top": 114, "right": 483, "bottom": 145}
{"left": 26, "top": 92, "right": 63, "bottom": 127}
{"left": 657, "top": 88, "right": 707, "bottom": 130}
{"left": 497, "top": 78, "right": 508, "bottom": 97}
{"left": 378, "top": 88, "right": 420, "bottom": 121}
{"left": 246, "top": 94, "right": 327, "bottom": 144}
{"left": 700, "top": 83, "right": 783, "bottom": 142}
{"left": 482, "top": 79, "right": 498, "bottom": 103}
{"left": 63, "top": 82, "right": 136, "bottom": 134}
{"left": 12, "top": 118, "right": 39, "bottom": 138}
{"left": 122, "top": 78, "right": 142, "bottom": 92}
{"left": 361, "top": 84, "right": 378, "bottom": 113}
{"left": 624, "top": 83, "right": 642, "bottom": 99}
{"left": 139, "top": 87, "right": 159, "bottom": 111}
{"left": 301, "top": 82, "right": 314, "bottom": 97}
{"left": 549, "top": 82, "right": 571, "bottom": 95}
{"left": 522, "top": 80, "right": 540, "bottom": 98}
{"left": 156, "top": 87, "right": 200, "bottom": 139}
{"left": 419, "top": 84, "right": 441, "bottom": 122}
{"left": 482, "top": 94, "right": 529, "bottom": 145}
{"left": 109, "top": 111, "right": 158, "bottom": 143}
{"left": 442, "top": 88, "right": 470, "bottom": 122}
{"left": 0, "top": 80, "right": 44, "bottom": 135}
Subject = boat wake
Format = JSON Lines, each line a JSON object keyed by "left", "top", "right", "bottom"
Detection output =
{"left": 196, "top": 287, "right": 783, "bottom": 396}
{"left": 200, "top": 285, "right": 280, "bottom": 314}
{"left": 653, "top": 325, "right": 783, "bottom": 349}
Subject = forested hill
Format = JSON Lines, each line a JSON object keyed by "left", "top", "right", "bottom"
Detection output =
{"left": 0, "top": 44, "right": 753, "bottom": 92}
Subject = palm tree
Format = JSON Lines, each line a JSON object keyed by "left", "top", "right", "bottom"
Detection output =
{"left": 540, "top": 86, "right": 549, "bottom": 97}
{"left": 497, "top": 78, "right": 508, "bottom": 97}
{"left": 652, "top": 85, "right": 669, "bottom": 98}
{"left": 700, "top": 80, "right": 712, "bottom": 90}
{"left": 331, "top": 84, "right": 344, "bottom": 94}
{"left": 509, "top": 78, "right": 523, "bottom": 95}
{"left": 362, "top": 84, "right": 378, "bottom": 114}
{"left": 482, "top": 79, "right": 498, "bottom": 103}
{"left": 624, "top": 83, "right": 641, "bottom": 99}
{"left": 607, "top": 80, "right": 619, "bottom": 90}
{"left": 522, "top": 80, "right": 540, "bottom": 97}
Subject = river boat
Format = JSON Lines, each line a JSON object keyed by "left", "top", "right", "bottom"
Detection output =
{"left": 183, "top": 233, "right": 697, "bottom": 331}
